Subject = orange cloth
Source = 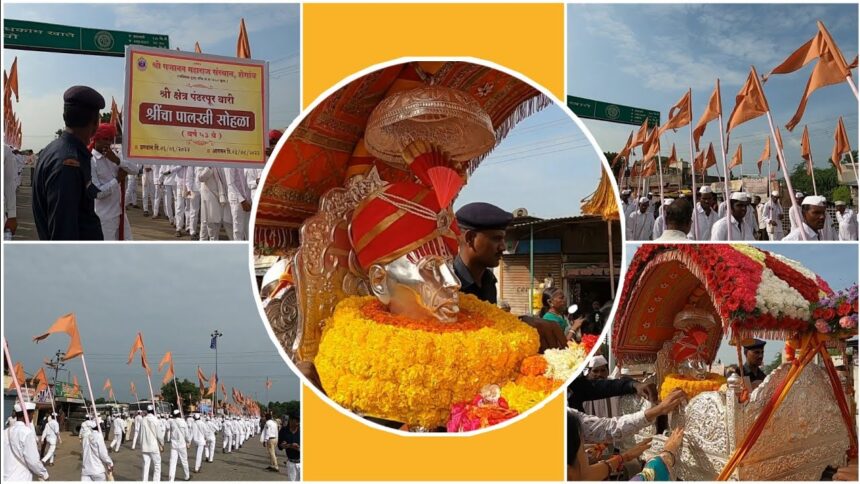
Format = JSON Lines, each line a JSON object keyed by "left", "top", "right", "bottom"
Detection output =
{"left": 34, "top": 368, "right": 49, "bottom": 394}
{"left": 693, "top": 80, "right": 722, "bottom": 150}
{"left": 237, "top": 19, "right": 251, "bottom": 58}
{"left": 631, "top": 118, "right": 649, "bottom": 149}
{"left": 612, "top": 131, "right": 634, "bottom": 166}
{"left": 658, "top": 89, "right": 692, "bottom": 136}
{"left": 33, "top": 313, "right": 84, "bottom": 360}
{"left": 757, "top": 138, "right": 770, "bottom": 175}
{"left": 127, "top": 332, "right": 151, "bottom": 375}
{"left": 103, "top": 378, "right": 112, "bottom": 392}
{"left": 728, "top": 144, "right": 743, "bottom": 171}
{"left": 831, "top": 116, "right": 850, "bottom": 174}
{"left": 6, "top": 57, "right": 19, "bottom": 102}
{"left": 727, "top": 67, "right": 769, "bottom": 133}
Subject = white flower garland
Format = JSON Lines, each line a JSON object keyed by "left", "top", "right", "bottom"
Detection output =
{"left": 755, "top": 267, "right": 810, "bottom": 320}
{"left": 542, "top": 342, "right": 588, "bottom": 382}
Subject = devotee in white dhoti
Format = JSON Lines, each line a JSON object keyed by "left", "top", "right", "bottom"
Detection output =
{"left": 139, "top": 406, "right": 164, "bottom": 482}
{"left": 710, "top": 192, "right": 755, "bottom": 240}
{"left": 835, "top": 201, "right": 858, "bottom": 241}
{"left": 626, "top": 197, "right": 654, "bottom": 241}
{"left": 3, "top": 402, "right": 49, "bottom": 481}
{"left": 688, "top": 186, "right": 717, "bottom": 240}
{"left": 40, "top": 412, "right": 61, "bottom": 465}
{"left": 168, "top": 410, "right": 191, "bottom": 482}
{"left": 81, "top": 420, "right": 113, "bottom": 481}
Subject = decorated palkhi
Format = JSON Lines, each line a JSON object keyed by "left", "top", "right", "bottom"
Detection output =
{"left": 613, "top": 244, "right": 857, "bottom": 480}
{"left": 258, "top": 62, "right": 590, "bottom": 431}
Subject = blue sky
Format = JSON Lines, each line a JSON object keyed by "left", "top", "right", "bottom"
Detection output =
{"left": 4, "top": 244, "right": 301, "bottom": 403}
{"left": 568, "top": 4, "right": 858, "bottom": 178}
{"left": 455, "top": 102, "right": 606, "bottom": 219}
{"left": 3, "top": 3, "right": 300, "bottom": 149}
{"left": 624, "top": 243, "right": 858, "bottom": 368}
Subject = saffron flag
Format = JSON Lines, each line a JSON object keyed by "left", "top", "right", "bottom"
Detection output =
{"left": 612, "top": 131, "right": 634, "bottom": 166}
{"left": 667, "top": 144, "right": 680, "bottom": 170}
{"left": 237, "top": 18, "right": 251, "bottom": 59}
{"left": 34, "top": 368, "right": 49, "bottom": 394}
{"left": 221, "top": 382, "right": 227, "bottom": 398}
{"left": 6, "top": 57, "right": 19, "bottom": 102}
{"left": 800, "top": 125, "right": 814, "bottom": 176}
{"left": 8, "top": 362, "right": 25, "bottom": 389}
{"left": 130, "top": 381, "right": 137, "bottom": 395}
{"left": 782, "top": 23, "right": 854, "bottom": 131}
{"left": 643, "top": 127, "right": 661, "bottom": 161}
{"left": 728, "top": 144, "right": 743, "bottom": 171}
{"left": 831, "top": 116, "right": 850, "bottom": 174}
{"left": 705, "top": 143, "right": 717, "bottom": 171}
{"left": 33, "top": 313, "right": 84, "bottom": 360}
{"left": 194, "top": 42, "right": 202, "bottom": 54}
{"left": 757, "top": 138, "right": 771, "bottom": 175}
{"left": 109, "top": 97, "right": 121, "bottom": 130}
{"left": 109, "top": 388, "right": 115, "bottom": 401}
{"left": 197, "top": 366, "right": 208, "bottom": 383}
{"left": 693, "top": 80, "right": 722, "bottom": 150}
{"left": 207, "top": 373, "right": 217, "bottom": 396}
{"left": 127, "top": 332, "right": 151, "bottom": 375}
{"left": 726, "top": 67, "right": 770, "bottom": 133}
{"left": 658, "top": 89, "right": 692, "bottom": 136}
{"left": 158, "top": 352, "right": 172, "bottom": 372}
{"left": 631, "top": 119, "right": 649, "bottom": 149}
{"left": 103, "top": 378, "right": 112, "bottom": 392}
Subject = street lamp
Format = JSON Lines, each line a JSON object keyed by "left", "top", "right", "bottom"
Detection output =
{"left": 210, "top": 330, "right": 223, "bottom": 413}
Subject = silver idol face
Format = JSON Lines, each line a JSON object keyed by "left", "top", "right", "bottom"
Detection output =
{"left": 368, "top": 253, "right": 461, "bottom": 322}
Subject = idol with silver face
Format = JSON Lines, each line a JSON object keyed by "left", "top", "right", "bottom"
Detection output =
{"left": 368, "top": 252, "right": 461, "bottom": 322}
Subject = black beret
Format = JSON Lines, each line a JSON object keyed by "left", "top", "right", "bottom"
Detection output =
{"left": 743, "top": 338, "right": 766, "bottom": 351}
{"left": 63, "top": 86, "right": 105, "bottom": 110}
{"left": 455, "top": 202, "right": 512, "bottom": 231}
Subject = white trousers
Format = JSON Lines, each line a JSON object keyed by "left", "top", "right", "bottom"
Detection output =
{"left": 125, "top": 174, "right": 138, "bottom": 206}
{"left": 41, "top": 439, "right": 56, "bottom": 463}
{"left": 132, "top": 429, "right": 140, "bottom": 449}
{"left": 111, "top": 431, "right": 123, "bottom": 451}
{"left": 205, "top": 438, "right": 216, "bottom": 462}
{"left": 229, "top": 200, "right": 249, "bottom": 241}
{"left": 168, "top": 446, "right": 190, "bottom": 481}
{"left": 222, "top": 435, "right": 232, "bottom": 452}
{"left": 100, "top": 214, "right": 133, "bottom": 241}
{"left": 142, "top": 451, "right": 162, "bottom": 481}
{"left": 162, "top": 185, "right": 175, "bottom": 222}
{"left": 141, "top": 173, "right": 155, "bottom": 212}
{"left": 173, "top": 185, "right": 186, "bottom": 232}
{"left": 194, "top": 442, "right": 205, "bottom": 471}
{"left": 287, "top": 461, "right": 301, "bottom": 481}
{"left": 82, "top": 473, "right": 107, "bottom": 481}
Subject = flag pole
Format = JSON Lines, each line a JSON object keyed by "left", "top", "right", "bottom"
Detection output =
{"left": 845, "top": 75, "right": 859, "bottom": 99}
{"left": 3, "top": 338, "right": 31, "bottom": 426}
{"left": 809, "top": 153, "right": 818, "bottom": 196}
{"left": 765, "top": 111, "right": 806, "bottom": 241}
{"left": 688, "top": 90, "right": 700, "bottom": 240}
{"left": 80, "top": 353, "right": 103, "bottom": 434}
{"left": 144, "top": 371, "right": 157, "bottom": 411}
{"left": 47, "top": 386, "right": 57, "bottom": 415}
{"left": 715, "top": 80, "right": 732, "bottom": 241}
{"left": 846, "top": 151, "right": 859, "bottom": 211}
{"left": 172, "top": 374, "right": 184, "bottom": 418}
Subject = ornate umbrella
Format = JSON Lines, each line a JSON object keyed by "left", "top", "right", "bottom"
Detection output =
{"left": 255, "top": 61, "right": 550, "bottom": 253}
{"left": 613, "top": 244, "right": 833, "bottom": 365}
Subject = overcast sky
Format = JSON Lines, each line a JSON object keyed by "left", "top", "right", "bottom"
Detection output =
{"left": 568, "top": 3, "right": 858, "bottom": 177}
{"left": 623, "top": 243, "right": 858, "bottom": 368}
{"left": 3, "top": 3, "right": 300, "bottom": 149}
{"left": 4, "top": 244, "right": 301, "bottom": 403}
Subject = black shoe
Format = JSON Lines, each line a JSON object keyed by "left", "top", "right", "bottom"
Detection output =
{"left": 143, "top": 211, "right": 150, "bottom": 217}
{"left": 175, "top": 231, "right": 183, "bottom": 238}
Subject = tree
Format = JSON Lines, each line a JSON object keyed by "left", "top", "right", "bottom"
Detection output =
{"left": 264, "top": 400, "right": 300, "bottom": 419}
{"left": 161, "top": 378, "right": 201, "bottom": 411}
{"left": 764, "top": 352, "right": 782, "bottom": 374}
{"left": 788, "top": 164, "right": 841, "bottom": 201}
{"left": 95, "top": 397, "right": 107, "bottom": 404}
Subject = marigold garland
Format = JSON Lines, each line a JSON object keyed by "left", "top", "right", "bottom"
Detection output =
{"left": 660, "top": 372, "right": 726, "bottom": 401}
{"left": 520, "top": 355, "right": 548, "bottom": 376}
{"left": 500, "top": 380, "right": 550, "bottom": 414}
{"left": 314, "top": 293, "right": 540, "bottom": 428}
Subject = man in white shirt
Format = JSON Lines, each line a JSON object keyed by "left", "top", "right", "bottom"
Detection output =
{"left": 625, "top": 197, "right": 654, "bottom": 241}
{"left": 161, "top": 166, "right": 177, "bottom": 225}
{"left": 225, "top": 167, "right": 253, "bottom": 240}
{"left": 197, "top": 166, "right": 231, "bottom": 241}
{"left": 787, "top": 191, "right": 804, "bottom": 232}
{"left": 132, "top": 411, "right": 142, "bottom": 449}
{"left": 784, "top": 196, "right": 832, "bottom": 241}
{"left": 110, "top": 412, "right": 124, "bottom": 452}
{"left": 182, "top": 167, "right": 202, "bottom": 240}
{"left": 569, "top": 388, "right": 686, "bottom": 444}
{"left": 139, "top": 405, "right": 164, "bottom": 481}
{"left": 81, "top": 419, "right": 113, "bottom": 481}
{"left": 651, "top": 198, "right": 673, "bottom": 240}
{"left": 711, "top": 192, "right": 755, "bottom": 240}
{"left": 260, "top": 413, "right": 280, "bottom": 472}
{"left": 762, "top": 190, "right": 785, "bottom": 240}
{"left": 835, "top": 201, "right": 858, "bottom": 241}
{"left": 168, "top": 410, "right": 191, "bottom": 482}
{"left": 142, "top": 166, "right": 156, "bottom": 217}
{"left": 2, "top": 402, "right": 49, "bottom": 481}
{"left": 619, "top": 189, "right": 636, "bottom": 219}
{"left": 4, "top": 144, "right": 20, "bottom": 238}
{"left": 687, "top": 186, "right": 717, "bottom": 241}
{"left": 90, "top": 125, "right": 138, "bottom": 240}
{"left": 221, "top": 416, "right": 233, "bottom": 454}
{"left": 190, "top": 413, "right": 206, "bottom": 473}
{"left": 655, "top": 198, "right": 693, "bottom": 241}
{"left": 40, "top": 412, "right": 61, "bottom": 465}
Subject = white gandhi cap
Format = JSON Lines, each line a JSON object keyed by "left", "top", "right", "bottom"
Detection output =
{"left": 730, "top": 192, "right": 750, "bottom": 202}
{"left": 699, "top": 186, "right": 712, "bottom": 194}
{"left": 801, "top": 195, "right": 827, "bottom": 206}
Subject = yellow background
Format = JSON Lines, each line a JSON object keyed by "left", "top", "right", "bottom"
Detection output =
{"left": 302, "top": 3, "right": 565, "bottom": 480}
{"left": 127, "top": 50, "right": 266, "bottom": 164}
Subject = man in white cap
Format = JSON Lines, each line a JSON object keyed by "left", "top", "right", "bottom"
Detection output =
{"left": 620, "top": 189, "right": 636, "bottom": 218}
{"left": 202, "top": 415, "right": 217, "bottom": 463}
{"left": 783, "top": 195, "right": 832, "bottom": 240}
{"left": 81, "top": 419, "right": 114, "bottom": 481}
{"left": 110, "top": 411, "right": 124, "bottom": 452}
{"left": 651, "top": 198, "right": 674, "bottom": 240}
{"left": 835, "top": 200, "right": 858, "bottom": 241}
{"left": 140, "top": 405, "right": 164, "bottom": 481}
{"left": 3, "top": 402, "right": 49, "bottom": 481}
{"left": 221, "top": 415, "right": 233, "bottom": 454}
{"left": 132, "top": 410, "right": 142, "bottom": 449}
{"left": 40, "top": 412, "right": 61, "bottom": 465}
{"left": 168, "top": 410, "right": 191, "bottom": 482}
{"left": 586, "top": 355, "right": 609, "bottom": 380}
{"left": 762, "top": 190, "right": 785, "bottom": 240}
{"left": 788, "top": 191, "right": 804, "bottom": 232}
{"left": 190, "top": 413, "right": 206, "bottom": 473}
{"left": 711, "top": 192, "right": 754, "bottom": 240}
{"left": 688, "top": 186, "right": 717, "bottom": 240}
{"left": 626, "top": 197, "right": 654, "bottom": 241}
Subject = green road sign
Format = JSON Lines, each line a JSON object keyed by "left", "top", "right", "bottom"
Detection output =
{"left": 4, "top": 19, "right": 169, "bottom": 57}
{"left": 567, "top": 95, "right": 660, "bottom": 127}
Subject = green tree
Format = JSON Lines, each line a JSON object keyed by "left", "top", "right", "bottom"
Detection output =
{"left": 264, "top": 400, "right": 300, "bottom": 419}
{"left": 161, "top": 378, "right": 201, "bottom": 411}
{"left": 764, "top": 353, "right": 782, "bottom": 374}
{"left": 95, "top": 397, "right": 107, "bottom": 404}
{"left": 788, "top": 164, "right": 841, "bottom": 201}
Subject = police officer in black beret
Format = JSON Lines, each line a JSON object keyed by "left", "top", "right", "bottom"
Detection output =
{"left": 32, "top": 85, "right": 121, "bottom": 240}
{"left": 454, "top": 202, "right": 566, "bottom": 351}
{"left": 742, "top": 339, "right": 768, "bottom": 386}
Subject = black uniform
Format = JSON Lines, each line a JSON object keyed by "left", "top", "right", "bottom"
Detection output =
{"left": 32, "top": 132, "right": 103, "bottom": 240}
{"left": 454, "top": 255, "right": 497, "bottom": 304}
{"left": 742, "top": 363, "right": 767, "bottom": 384}
{"left": 453, "top": 202, "right": 513, "bottom": 305}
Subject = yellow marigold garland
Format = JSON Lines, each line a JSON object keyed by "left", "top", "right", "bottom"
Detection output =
{"left": 660, "top": 372, "right": 727, "bottom": 401}
{"left": 314, "top": 293, "right": 540, "bottom": 428}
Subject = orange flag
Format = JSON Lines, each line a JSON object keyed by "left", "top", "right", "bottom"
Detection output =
{"left": 693, "top": 80, "right": 722, "bottom": 150}
{"left": 109, "top": 388, "right": 115, "bottom": 401}
{"left": 612, "top": 131, "right": 634, "bottom": 166}
{"left": 667, "top": 144, "right": 680, "bottom": 169}
{"left": 130, "top": 381, "right": 137, "bottom": 395}
{"left": 109, "top": 97, "right": 120, "bottom": 130}
{"left": 194, "top": 42, "right": 202, "bottom": 54}
{"left": 800, "top": 125, "right": 814, "bottom": 175}
{"left": 72, "top": 375, "right": 80, "bottom": 394}
{"left": 127, "top": 332, "right": 151, "bottom": 375}
{"left": 705, "top": 143, "right": 717, "bottom": 171}
{"left": 237, "top": 19, "right": 251, "bottom": 59}
{"left": 831, "top": 116, "right": 850, "bottom": 174}
{"left": 631, "top": 119, "right": 649, "bottom": 149}
{"left": 776, "top": 22, "right": 853, "bottom": 131}
{"left": 162, "top": 363, "right": 175, "bottom": 385}
{"left": 197, "top": 366, "right": 208, "bottom": 384}
{"left": 727, "top": 67, "right": 770, "bottom": 133}
{"left": 8, "top": 362, "right": 25, "bottom": 389}
{"left": 757, "top": 138, "right": 771, "bottom": 175}
{"left": 221, "top": 382, "right": 227, "bottom": 398}
{"left": 34, "top": 368, "right": 49, "bottom": 394}
{"left": 643, "top": 127, "right": 661, "bottom": 161}
{"left": 658, "top": 89, "right": 692, "bottom": 136}
{"left": 103, "top": 378, "right": 112, "bottom": 392}
{"left": 6, "top": 57, "right": 19, "bottom": 102}
{"left": 207, "top": 373, "right": 217, "bottom": 396}
{"left": 158, "top": 352, "right": 172, "bottom": 372}
{"left": 728, "top": 144, "right": 743, "bottom": 171}
{"left": 33, "top": 313, "right": 84, "bottom": 360}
